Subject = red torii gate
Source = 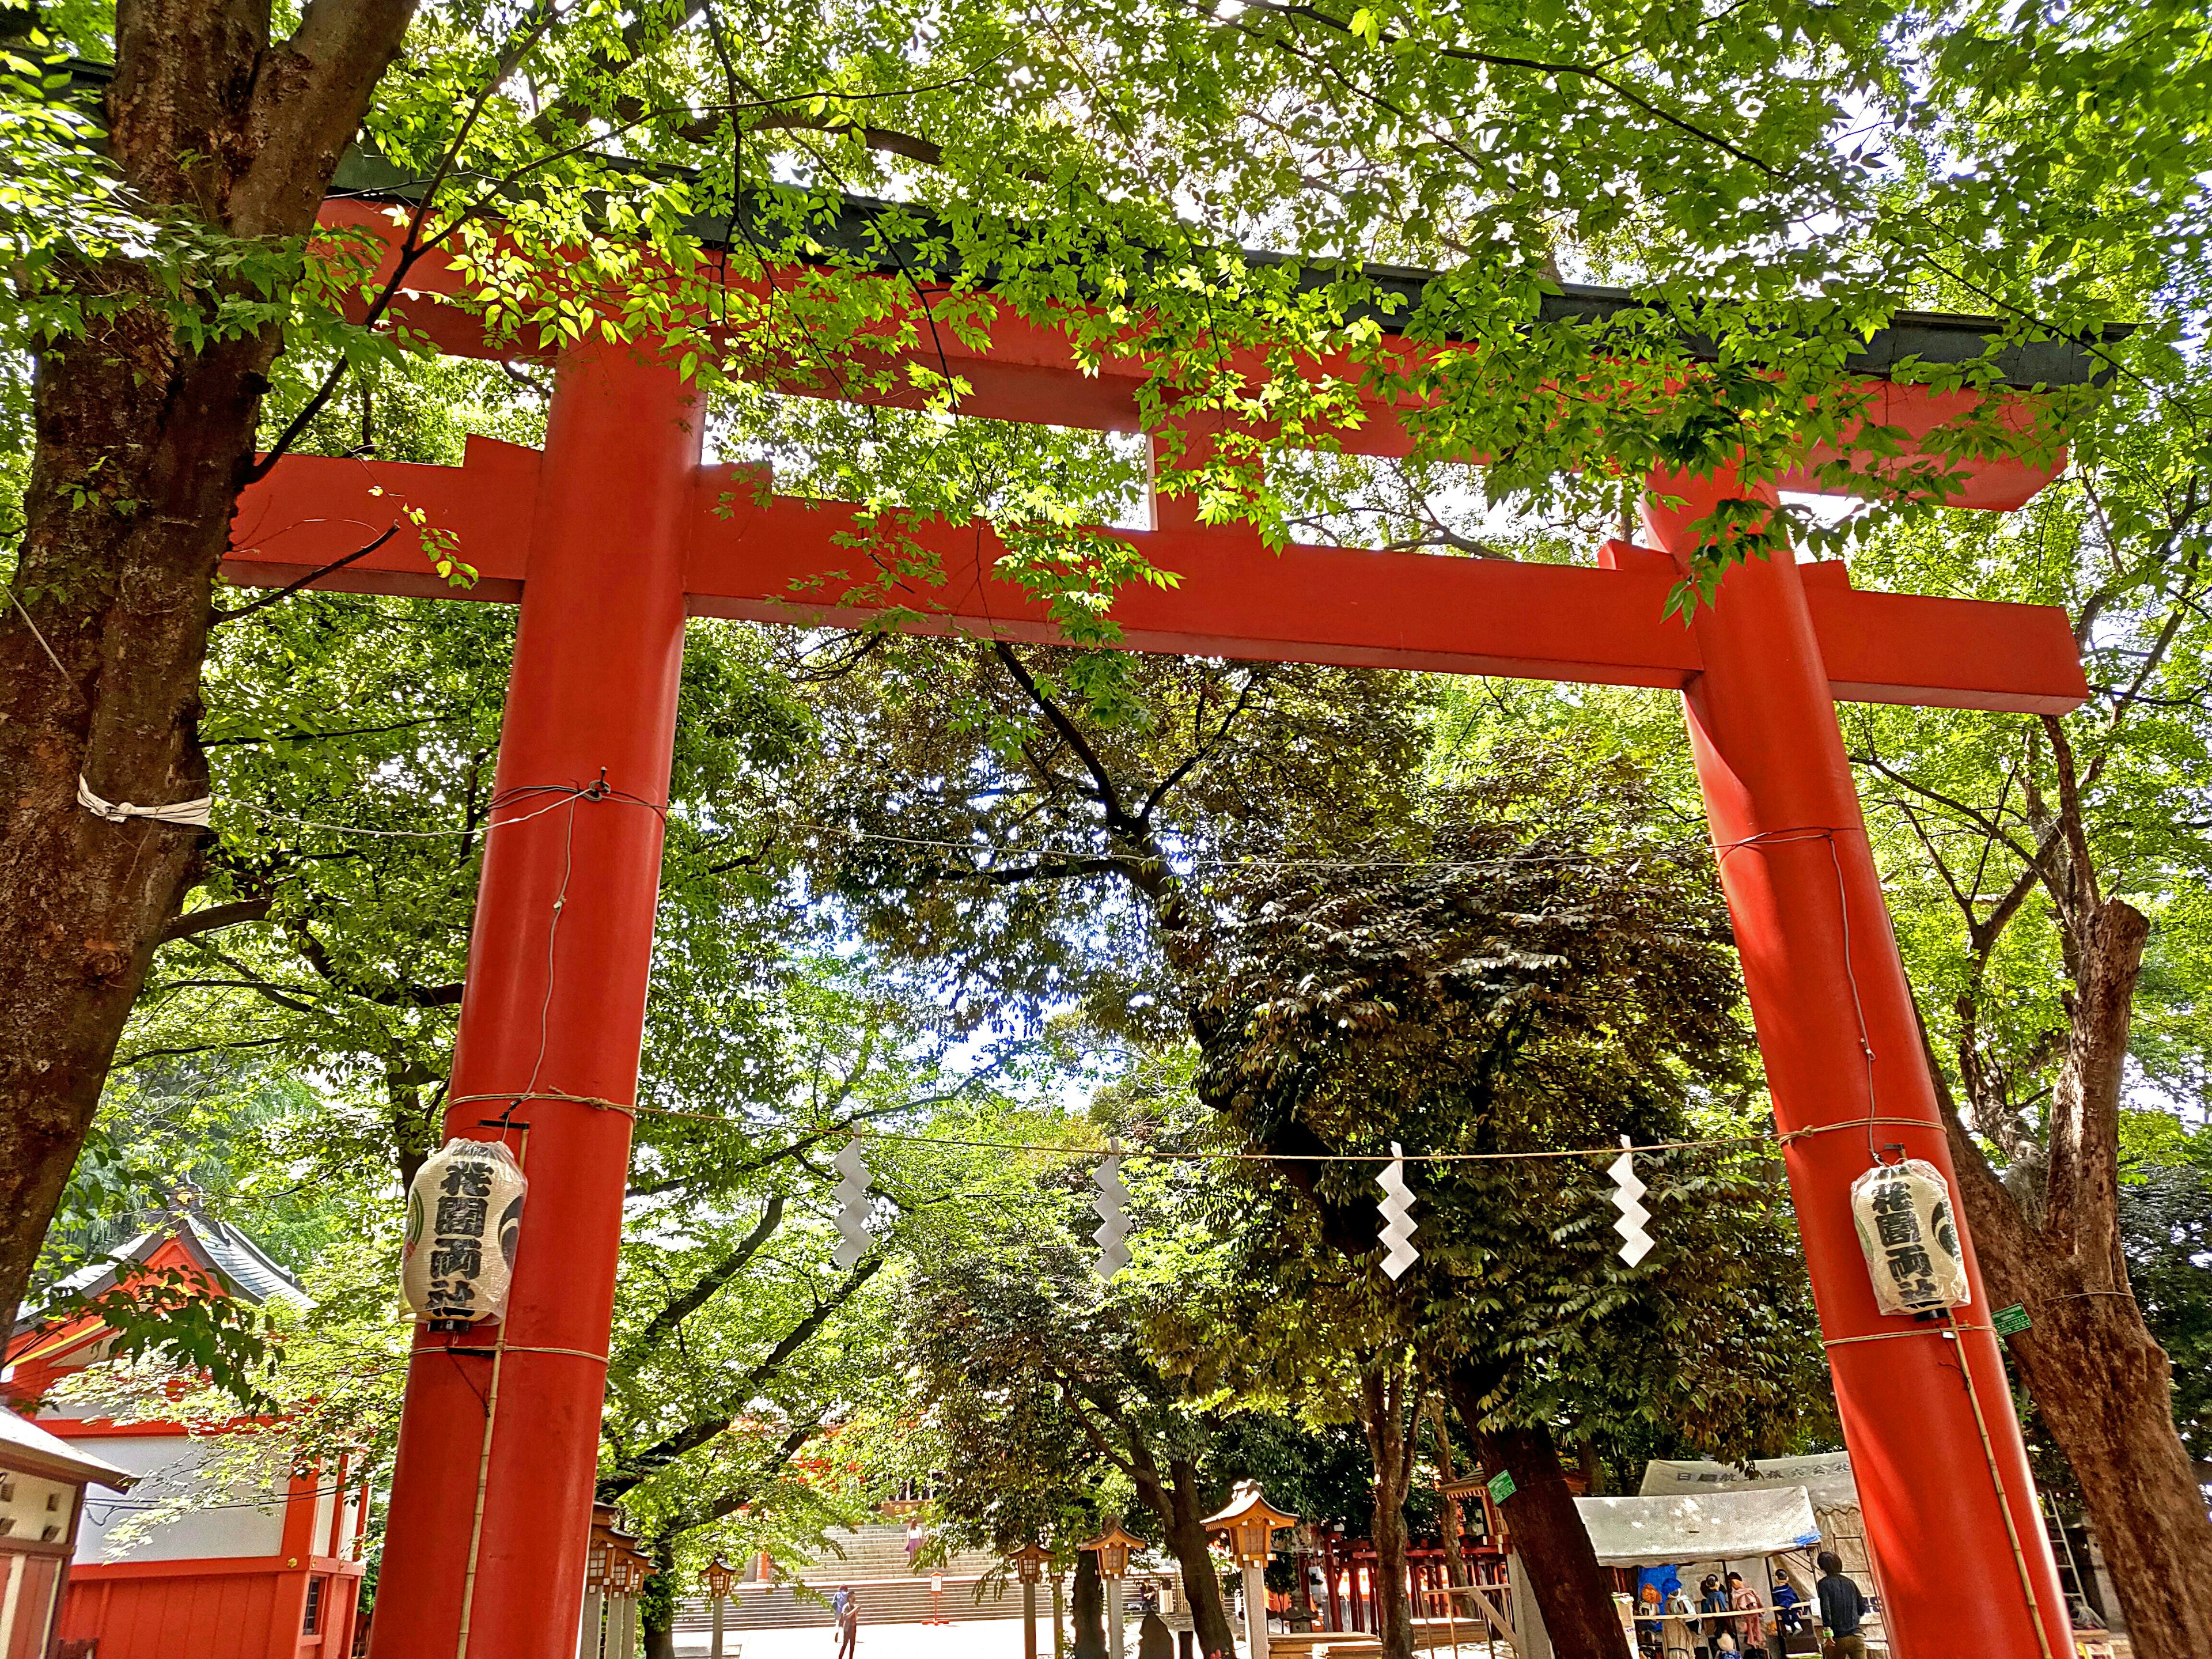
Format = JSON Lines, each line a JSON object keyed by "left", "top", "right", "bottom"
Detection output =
{"left": 231, "top": 205, "right": 2090, "bottom": 1659}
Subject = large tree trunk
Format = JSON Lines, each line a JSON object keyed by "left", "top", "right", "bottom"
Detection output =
{"left": 1071, "top": 1547, "right": 1107, "bottom": 1659}
{"left": 1164, "top": 1457, "right": 1241, "bottom": 1659}
{"left": 0, "top": 0, "right": 416, "bottom": 1330}
{"left": 1446, "top": 1370, "right": 1622, "bottom": 1659}
{"left": 639, "top": 1529, "right": 677, "bottom": 1659}
{"left": 1938, "top": 897, "right": 2212, "bottom": 1659}
{"left": 1359, "top": 1364, "right": 1419, "bottom": 1659}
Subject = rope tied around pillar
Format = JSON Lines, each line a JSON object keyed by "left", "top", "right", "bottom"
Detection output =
{"left": 447, "top": 1089, "right": 639, "bottom": 1119}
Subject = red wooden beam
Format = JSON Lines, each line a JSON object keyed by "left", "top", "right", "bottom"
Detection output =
{"left": 228, "top": 438, "right": 2089, "bottom": 713}
{"left": 313, "top": 202, "right": 2066, "bottom": 512}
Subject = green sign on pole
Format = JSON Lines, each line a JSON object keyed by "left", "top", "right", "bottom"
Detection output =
{"left": 1486, "top": 1470, "right": 1516, "bottom": 1504}
{"left": 1993, "top": 1304, "right": 2032, "bottom": 1338}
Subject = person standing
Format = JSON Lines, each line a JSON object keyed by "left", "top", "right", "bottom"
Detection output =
{"left": 1727, "top": 1571, "right": 1766, "bottom": 1656}
{"left": 1815, "top": 1552, "right": 1870, "bottom": 1658}
{"left": 834, "top": 1584, "right": 858, "bottom": 1659}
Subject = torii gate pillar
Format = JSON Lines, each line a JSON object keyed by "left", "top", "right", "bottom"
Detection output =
{"left": 332, "top": 345, "right": 2081, "bottom": 1657}
{"left": 1647, "top": 468, "right": 2069, "bottom": 1659}
{"left": 370, "top": 340, "right": 698, "bottom": 1658}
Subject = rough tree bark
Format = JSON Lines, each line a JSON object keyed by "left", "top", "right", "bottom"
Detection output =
{"left": 1357, "top": 1359, "right": 1422, "bottom": 1659}
{"left": 1071, "top": 1547, "right": 1107, "bottom": 1659}
{"left": 1162, "top": 1456, "right": 1242, "bottom": 1659}
{"left": 1936, "top": 896, "right": 2212, "bottom": 1659}
{"left": 1446, "top": 1369, "right": 1623, "bottom": 1659}
{"left": 0, "top": 0, "right": 417, "bottom": 1330}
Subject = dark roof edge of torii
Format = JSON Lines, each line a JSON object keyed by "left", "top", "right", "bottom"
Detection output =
{"left": 54, "top": 53, "right": 2130, "bottom": 393}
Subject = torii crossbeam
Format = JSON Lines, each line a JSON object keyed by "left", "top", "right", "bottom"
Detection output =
{"left": 236, "top": 207, "right": 2092, "bottom": 1659}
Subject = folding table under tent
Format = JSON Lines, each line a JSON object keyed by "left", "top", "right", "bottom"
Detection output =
{"left": 1641, "top": 1456, "right": 1870, "bottom": 1581}
{"left": 1577, "top": 1491, "right": 1830, "bottom": 1658}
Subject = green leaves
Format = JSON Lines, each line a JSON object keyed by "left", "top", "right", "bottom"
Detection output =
{"left": 43, "top": 1265, "right": 284, "bottom": 1414}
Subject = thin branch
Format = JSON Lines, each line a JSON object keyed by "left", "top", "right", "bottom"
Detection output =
{"left": 210, "top": 525, "right": 400, "bottom": 624}
{"left": 158, "top": 899, "right": 275, "bottom": 943}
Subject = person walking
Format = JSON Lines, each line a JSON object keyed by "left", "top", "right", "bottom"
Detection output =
{"left": 1815, "top": 1552, "right": 1870, "bottom": 1658}
{"left": 833, "top": 1584, "right": 858, "bottom": 1659}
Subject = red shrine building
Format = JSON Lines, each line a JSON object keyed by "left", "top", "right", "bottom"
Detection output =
{"left": 3, "top": 1215, "right": 373, "bottom": 1659}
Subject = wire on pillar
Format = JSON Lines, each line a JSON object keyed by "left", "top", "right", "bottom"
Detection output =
{"left": 1712, "top": 825, "right": 1885, "bottom": 1164}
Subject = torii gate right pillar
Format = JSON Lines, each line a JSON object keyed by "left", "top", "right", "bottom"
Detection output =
{"left": 1644, "top": 468, "right": 2070, "bottom": 1659}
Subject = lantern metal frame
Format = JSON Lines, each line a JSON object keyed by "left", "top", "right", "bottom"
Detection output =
{"left": 704, "top": 1554, "right": 736, "bottom": 1600}
{"left": 1007, "top": 1540, "right": 1053, "bottom": 1585}
{"left": 1201, "top": 1480, "right": 1299, "bottom": 1566}
{"left": 1077, "top": 1518, "right": 1146, "bottom": 1581}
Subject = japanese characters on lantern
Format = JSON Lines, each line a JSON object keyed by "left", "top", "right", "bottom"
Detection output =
{"left": 1849, "top": 1158, "right": 1970, "bottom": 1315}
{"left": 402, "top": 1138, "right": 528, "bottom": 1330}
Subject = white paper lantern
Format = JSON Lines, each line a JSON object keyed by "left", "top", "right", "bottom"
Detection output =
{"left": 402, "top": 1138, "right": 528, "bottom": 1329}
{"left": 1849, "top": 1158, "right": 1969, "bottom": 1316}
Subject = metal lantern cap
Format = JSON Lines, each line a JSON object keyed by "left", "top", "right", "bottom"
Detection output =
{"left": 1078, "top": 1518, "right": 1146, "bottom": 1580}
{"left": 1201, "top": 1480, "right": 1298, "bottom": 1565}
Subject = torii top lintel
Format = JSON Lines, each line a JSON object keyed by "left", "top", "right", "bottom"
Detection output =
{"left": 229, "top": 201, "right": 2092, "bottom": 715}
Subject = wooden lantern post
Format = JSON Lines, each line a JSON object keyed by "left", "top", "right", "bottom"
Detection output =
{"left": 1010, "top": 1541, "right": 1054, "bottom": 1659}
{"left": 1203, "top": 1483, "right": 1298, "bottom": 1659}
{"left": 1080, "top": 1519, "right": 1146, "bottom": 1657}
{"left": 579, "top": 1506, "right": 614, "bottom": 1659}
{"left": 703, "top": 1555, "right": 737, "bottom": 1659}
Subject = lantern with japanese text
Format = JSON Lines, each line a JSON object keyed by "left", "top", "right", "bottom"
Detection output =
{"left": 1850, "top": 1159, "right": 1971, "bottom": 1315}
{"left": 401, "top": 1138, "right": 528, "bottom": 1331}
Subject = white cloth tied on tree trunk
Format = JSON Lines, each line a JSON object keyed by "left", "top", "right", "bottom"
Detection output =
{"left": 77, "top": 774, "right": 213, "bottom": 828}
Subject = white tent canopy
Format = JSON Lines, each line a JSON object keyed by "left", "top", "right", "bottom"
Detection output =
{"left": 1575, "top": 1488, "right": 1825, "bottom": 1567}
{"left": 1639, "top": 1452, "right": 1859, "bottom": 1511}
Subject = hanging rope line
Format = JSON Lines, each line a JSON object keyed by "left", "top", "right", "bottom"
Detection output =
{"left": 130, "top": 770, "right": 1707, "bottom": 876}
{"left": 446, "top": 1089, "right": 1782, "bottom": 1164}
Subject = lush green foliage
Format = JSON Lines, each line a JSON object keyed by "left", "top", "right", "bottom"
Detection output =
{"left": 13, "top": 0, "right": 2212, "bottom": 1623}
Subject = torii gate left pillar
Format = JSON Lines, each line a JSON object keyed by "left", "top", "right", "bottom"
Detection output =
{"left": 250, "top": 338, "right": 2094, "bottom": 1659}
{"left": 369, "top": 339, "right": 698, "bottom": 1657}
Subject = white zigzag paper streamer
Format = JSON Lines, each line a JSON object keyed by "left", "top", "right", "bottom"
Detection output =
{"left": 831, "top": 1138, "right": 874, "bottom": 1269}
{"left": 1609, "top": 1135, "right": 1653, "bottom": 1267}
{"left": 1377, "top": 1142, "right": 1418, "bottom": 1279}
{"left": 1092, "top": 1140, "right": 1131, "bottom": 1281}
